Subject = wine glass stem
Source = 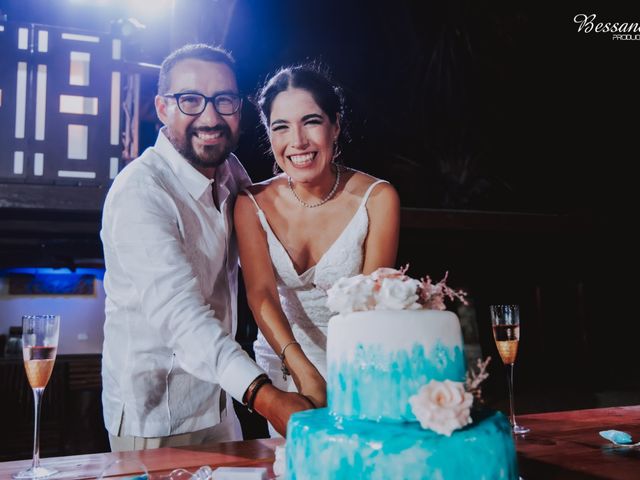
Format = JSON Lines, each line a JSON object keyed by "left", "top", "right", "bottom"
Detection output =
{"left": 505, "top": 363, "right": 517, "bottom": 427}
{"left": 31, "top": 387, "right": 45, "bottom": 470}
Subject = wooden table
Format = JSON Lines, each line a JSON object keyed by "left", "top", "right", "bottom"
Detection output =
{"left": 0, "top": 439, "right": 280, "bottom": 479}
{"left": 516, "top": 405, "right": 640, "bottom": 480}
{"left": 1, "top": 406, "right": 638, "bottom": 479}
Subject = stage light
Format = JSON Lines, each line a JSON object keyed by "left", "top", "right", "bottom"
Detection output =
{"left": 128, "top": 0, "right": 173, "bottom": 20}
{"left": 68, "top": 0, "right": 112, "bottom": 6}
{"left": 110, "top": 17, "right": 146, "bottom": 38}
{"left": 66, "top": 0, "right": 174, "bottom": 22}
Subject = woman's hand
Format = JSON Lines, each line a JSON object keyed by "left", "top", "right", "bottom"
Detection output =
{"left": 298, "top": 373, "right": 327, "bottom": 408}
{"left": 253, "top": 384, "right": 315, "bottom": 437}
{"left": 284, "top": 343, "right": 327, "bottom": 408}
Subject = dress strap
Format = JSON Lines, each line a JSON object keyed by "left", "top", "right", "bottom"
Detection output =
{"left": 360, "top": 179, "right": 389, "bottom": 206}
{"left": 242, "top": 188, "right": 262, "bottom": 212}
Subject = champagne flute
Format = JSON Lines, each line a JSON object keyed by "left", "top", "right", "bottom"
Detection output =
{"left": 14, "top": 315, "right": 60, "bottom": 479}
{"left": 489, "top": 305, "right": 529, "bottom": 434}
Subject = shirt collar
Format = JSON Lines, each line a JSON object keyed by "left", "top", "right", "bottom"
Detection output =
{"left": 156, "top": 128, "right": 229, "bottom": 201}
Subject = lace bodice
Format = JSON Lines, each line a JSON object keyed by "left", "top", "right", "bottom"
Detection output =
{"left": 245, "top": 180, "right": 387, "bottom": 384}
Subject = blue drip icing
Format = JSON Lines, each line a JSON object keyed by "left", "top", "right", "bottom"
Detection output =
{"left": 328, "top": 341, "right": 466, "bottom": 421}
{"left": 286, "top": 408, "right": 519, "bottom": 480}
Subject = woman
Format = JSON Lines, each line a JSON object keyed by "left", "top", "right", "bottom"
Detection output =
{"left": 234, "top": 64, "right": 400, "bottom": 431}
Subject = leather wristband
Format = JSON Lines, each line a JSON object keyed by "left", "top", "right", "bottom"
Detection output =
{"left": 243, "top": 373, "right": 272, "bottom": 413}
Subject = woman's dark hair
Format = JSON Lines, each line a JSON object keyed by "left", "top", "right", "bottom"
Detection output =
{"left": 255, "top": 64, "right": 349, "bottom": 173}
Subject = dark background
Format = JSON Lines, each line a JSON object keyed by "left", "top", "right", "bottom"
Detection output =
{"left": 2, "top": 0, "right": 636, "bottom": 213}
{"left": 1, "top": 0, "right": 638, "bottom": 457}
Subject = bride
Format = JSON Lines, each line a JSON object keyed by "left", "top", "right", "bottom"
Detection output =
{"left": 234, "top": 64, "right": 400, "bottom": 434}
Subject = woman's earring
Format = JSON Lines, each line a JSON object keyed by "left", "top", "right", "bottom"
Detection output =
{"left": 332, "top": 140, "right": 342, "bottom": 162}
{"left": 272, "top": 160, "right": 282, "bottom": 175}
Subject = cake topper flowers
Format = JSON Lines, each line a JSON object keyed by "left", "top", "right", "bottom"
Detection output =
{"left": 327, "top": 266, "right": 468, "bottom": 314}
{"left": 418, "top": 271, "right": 468, "bottom": 311}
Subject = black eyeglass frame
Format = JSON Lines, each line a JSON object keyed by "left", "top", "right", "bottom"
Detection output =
{"left": 162, "top": 92, "right": 243, "bottom": 116}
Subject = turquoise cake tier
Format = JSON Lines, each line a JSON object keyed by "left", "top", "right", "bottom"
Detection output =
{"left": 285, "top": 408, "right": 518, "bottom": 480}
{"left": 328, "top": 341, "right": 466, "bottom": 422}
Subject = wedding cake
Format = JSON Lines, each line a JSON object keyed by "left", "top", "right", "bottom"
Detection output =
{"left": 281, "top": 268, "right": 518, "bottom": 479}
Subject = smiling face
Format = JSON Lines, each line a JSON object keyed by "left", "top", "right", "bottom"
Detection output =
{"left": 268, "top": 87, "right": 340, "bottom": 184}
{"left": 155, "top": 59, "right": 241, "bottom": 175}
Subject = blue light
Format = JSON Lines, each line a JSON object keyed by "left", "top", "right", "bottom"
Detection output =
{"left": 0, "top": 267, "right": 105, "bottom": 281}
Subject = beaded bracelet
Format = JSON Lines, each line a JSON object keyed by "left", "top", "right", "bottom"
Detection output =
{"left": 279, "top": 340, "right": 300, "bottom": 381}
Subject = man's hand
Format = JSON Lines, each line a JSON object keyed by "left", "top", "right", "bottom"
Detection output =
{"left": 252, "top": 384, "right": 314, "bottom": 436}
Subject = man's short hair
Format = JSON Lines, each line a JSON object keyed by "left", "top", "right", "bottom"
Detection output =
{"left": 157, "top": 44, "right": 236, "bottom": 95}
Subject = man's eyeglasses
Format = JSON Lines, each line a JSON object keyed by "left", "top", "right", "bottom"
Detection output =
{"left": 163, "top": 92, "right": 242, "bottom": 116}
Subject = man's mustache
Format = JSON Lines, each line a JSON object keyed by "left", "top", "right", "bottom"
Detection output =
{"left": 189, "top": 125, "right": 230, "bottom": 137}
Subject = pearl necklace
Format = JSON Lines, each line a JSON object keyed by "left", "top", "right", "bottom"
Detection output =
{"left": 287, "top": 167, "right": 341, "bottom": 208}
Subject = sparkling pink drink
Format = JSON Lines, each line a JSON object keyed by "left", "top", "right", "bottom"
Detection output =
{"left": 492, "top": 324, "right": 520, "bottom": 364}
{"left": 23, "top": 346, "right": 56, "bottom": 388}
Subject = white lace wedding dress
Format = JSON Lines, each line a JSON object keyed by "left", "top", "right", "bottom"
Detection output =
{"left": 244, "top": 180, "right": 387, "bottom": 396}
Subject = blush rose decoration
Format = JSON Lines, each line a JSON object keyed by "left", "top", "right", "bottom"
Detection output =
{"left": 408, "top": 380, "right": 474, "bottom": 436}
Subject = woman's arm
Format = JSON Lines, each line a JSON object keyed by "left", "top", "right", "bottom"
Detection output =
{"left": 362, "top": 182, "right": 401, "bottom": 274}
{"left": 234, "top": 192, "right": 326, "bottom": 407}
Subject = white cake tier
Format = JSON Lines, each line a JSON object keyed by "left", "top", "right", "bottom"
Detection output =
{"left": 327, "top": 309, "right": 466, "bottom": 422}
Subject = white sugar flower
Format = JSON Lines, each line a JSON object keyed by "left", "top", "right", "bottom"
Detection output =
{"left": 327, "top": 275, "right": 375, "bottom": 314}
{"left": 374, "top": 277, "right": 422, "bottom": 310}
{"left": 370, "top": 267, "right": 408, "bottom": 281}
{"left": 273, "top": 444, "right": 286, "bottom": 478}
{"left": 409, "top": 380, "right": 473, "bottom": 436}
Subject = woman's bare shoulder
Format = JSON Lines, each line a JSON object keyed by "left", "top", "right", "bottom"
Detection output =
{"left": 245, "top": 174, "right": 287, "bottom": 197}
{"left": 342, "top": 168, "right": 394, "bottom": 197}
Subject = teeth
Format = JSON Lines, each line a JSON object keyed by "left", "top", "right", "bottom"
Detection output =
{"left": 289, "top": 153, "right": 314, "bottom": 165}
{"left": 196, "top": 131, "right": 222, "bottom": 140}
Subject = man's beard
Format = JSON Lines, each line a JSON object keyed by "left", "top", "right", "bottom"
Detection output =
{"left": 169, "top": 125, "right": 238, "bottom": 169}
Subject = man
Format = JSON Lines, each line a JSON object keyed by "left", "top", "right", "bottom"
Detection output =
{"left": 101, "top": 44, "right": 311, "bottom": 451}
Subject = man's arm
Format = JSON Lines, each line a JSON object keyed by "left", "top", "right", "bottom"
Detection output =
{"left": 103, "top": 178, "right": 262, "bottom": 401}
{"left": 249, "top": 381, "right": 314, "bottom": 437}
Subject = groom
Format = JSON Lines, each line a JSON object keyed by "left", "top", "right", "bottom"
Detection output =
{"left": 100, "top": 44, "right": 311, "bottom": 451}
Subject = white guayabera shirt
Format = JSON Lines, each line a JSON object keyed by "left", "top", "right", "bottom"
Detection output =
{"left": 101, "top": 129, "right": 263, "bottom": 437}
